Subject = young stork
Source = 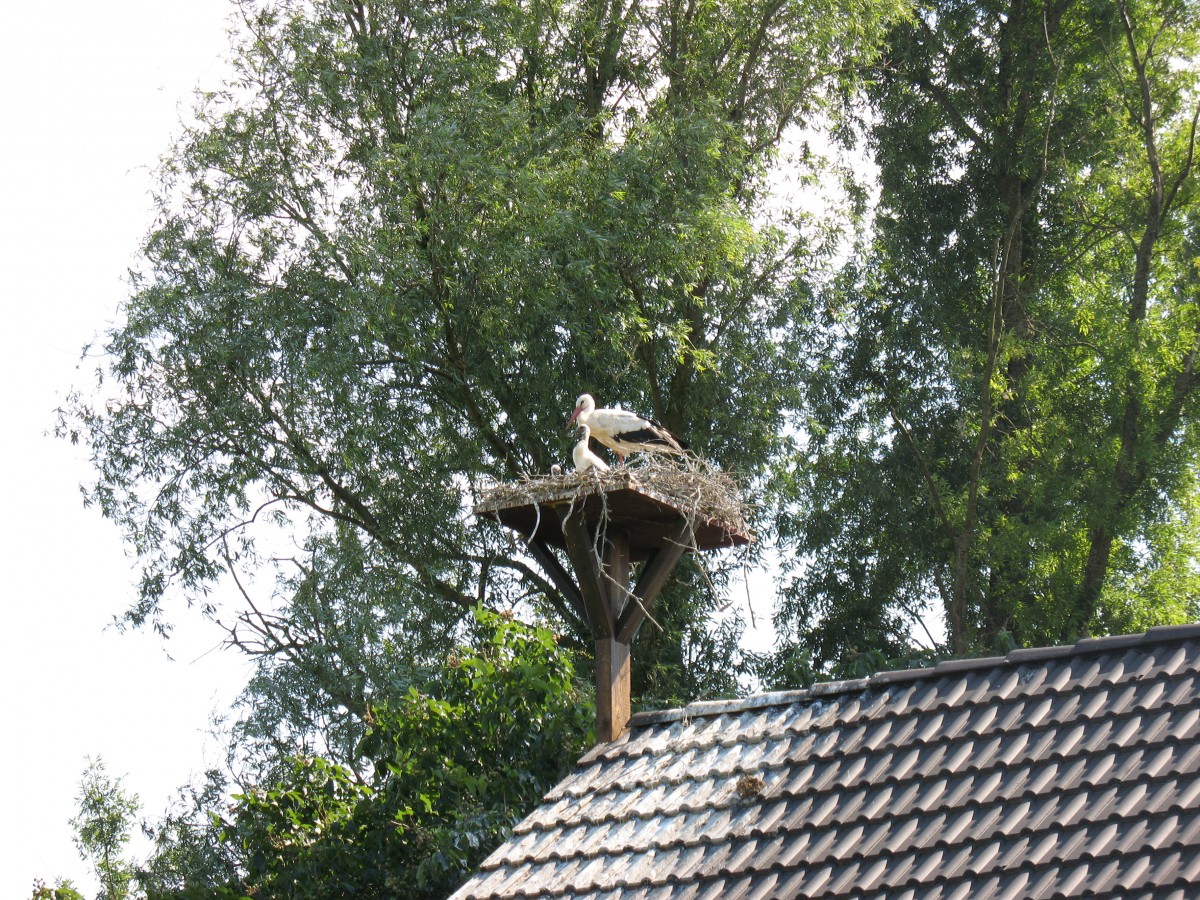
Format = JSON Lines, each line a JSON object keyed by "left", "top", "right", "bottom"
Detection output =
{"left": 566, "top": 393, "right": 689, "bottom": 461}
{"left": 571, "top": 424, "right": 610, "bottom": 473}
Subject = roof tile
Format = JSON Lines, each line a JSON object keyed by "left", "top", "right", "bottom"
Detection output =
{"left": 450, "top": 628, "right": 1200, "bottom": 899}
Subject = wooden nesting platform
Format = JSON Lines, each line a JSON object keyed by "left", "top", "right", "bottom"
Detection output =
{"left": 473, "top": 471, "right": 751, "bottom": 560}
{"left": 474, "top": 467, "right": 751, "bottom": 744}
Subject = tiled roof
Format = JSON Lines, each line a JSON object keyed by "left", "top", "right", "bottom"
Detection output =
{"left": 450, "top": 624, "right": 1200, "bottom": 899}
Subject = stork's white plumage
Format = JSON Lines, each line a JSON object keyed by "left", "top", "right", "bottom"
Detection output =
{"left": 566, "top": 393, "right": 688, "bottom": 461}
{"left": 571, "top": 424, "right": 610, "bottom": 473}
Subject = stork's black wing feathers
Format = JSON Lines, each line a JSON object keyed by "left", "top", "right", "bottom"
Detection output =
{"left": 612, "top": 421, "right": 690, "bottom": 451}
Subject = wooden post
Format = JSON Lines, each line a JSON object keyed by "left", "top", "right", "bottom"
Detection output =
{"left": 558, "top": 508, "right": 688, "bottom": 741}
{"left": 594, "top": 637, "right": 631, "bottom": 743}
{"left": 596, "top": 528, "right": 632, "bottom": 738}
{"left": 617, "top": 519, "right": 690, "bottom": 643}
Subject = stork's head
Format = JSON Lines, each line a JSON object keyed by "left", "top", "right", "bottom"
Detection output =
{"left": 566, "top": 393, "right": 594, "bottom": 428}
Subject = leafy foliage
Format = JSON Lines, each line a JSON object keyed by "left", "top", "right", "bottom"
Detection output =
{"left": 217, "top": 608, "right": 591, "bottom": 898}
{"left": 779, "top": 0, "right": 1200, "bottom": 662}
{"left": 70, "top": 758, "right": 140, "bottom": 900}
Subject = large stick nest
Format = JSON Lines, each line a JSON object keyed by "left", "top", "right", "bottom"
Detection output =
{"left": 474, "top": 455, "right": 751, "bottom": 539}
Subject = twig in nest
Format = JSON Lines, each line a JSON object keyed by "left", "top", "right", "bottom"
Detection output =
{"left": 475, "top": 455, "right": 749, "bottom": 537}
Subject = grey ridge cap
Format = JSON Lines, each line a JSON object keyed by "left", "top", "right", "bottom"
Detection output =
{"left": 626, "top": 623, "right": 1200, "bottom": 730}
{"left": 931, "top": 654, "right": 1006, "bottom": 673}
{"left": 1004, "top": 643, "right": 1079, "bottom": 663}
{"left": 626, "top": 683, "right": 871, "bottom": 730}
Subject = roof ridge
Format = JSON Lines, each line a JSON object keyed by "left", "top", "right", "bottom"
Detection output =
{"left": 577, "top": 647, "right": 1199, "bottom": 771}
{"left": 621, "top": 624, "right": 1200, "bottom": 734}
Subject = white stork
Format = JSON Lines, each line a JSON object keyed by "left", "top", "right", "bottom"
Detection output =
{"left": 571, "top": 423, "right": 610, "bottom": 473}
{"left": 566, "top": 393, "right": 688, "bottom": 461}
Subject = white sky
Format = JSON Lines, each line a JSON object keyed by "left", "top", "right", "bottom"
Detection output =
{"left": 0, "top": 2, "right": 250, "bottom": 895}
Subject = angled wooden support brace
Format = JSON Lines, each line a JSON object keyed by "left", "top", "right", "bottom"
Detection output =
{"left": 557, "top": 505, "right": 613, "bottom": 639}
{"left": 527, "top": 536, "right": 588, "bottom": 627}
{"left": 605, "top": 528, "right": 630, "bottom": 617}
{"left": 616, "top": 518, "right": 692, "bottom": 644}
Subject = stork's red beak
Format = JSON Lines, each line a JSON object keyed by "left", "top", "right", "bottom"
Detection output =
{"left": 566, "top": 407, "right": 581, "bottom": 429}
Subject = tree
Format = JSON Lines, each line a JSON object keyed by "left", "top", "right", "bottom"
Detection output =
{"left": 61, "top": 0, "right": 902, "bottom": 748}
{"left": 181, "top": 608, "right": 591, "bottom": 898}
{"left": 1070, "top": 0, "right": 1200, "bottom": 634}
{"left": 780, "top": 0, "right": 1200, "bottom": 664}
{"left": 70, "top": 758, "right": 140, "bottom": 900}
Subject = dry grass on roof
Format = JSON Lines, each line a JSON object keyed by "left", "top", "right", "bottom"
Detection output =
{"left": 475, "top": 454, "right": 750, "bottom": 536}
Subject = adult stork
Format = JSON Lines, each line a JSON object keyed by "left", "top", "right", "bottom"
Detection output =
{"left": 571, "top": 423, "right": 610, "bottom": 473}
{"left": 566, "top": 393, "right": 688, "bottom": 461}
